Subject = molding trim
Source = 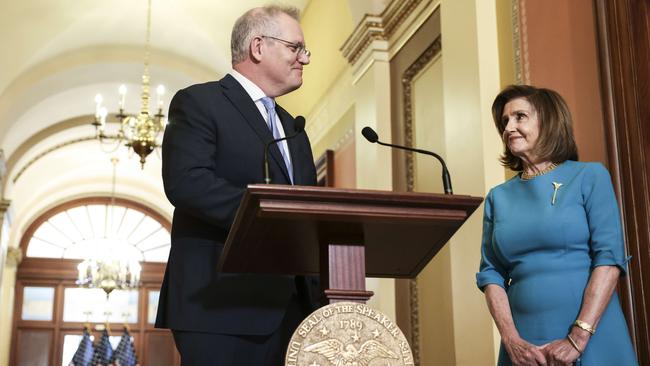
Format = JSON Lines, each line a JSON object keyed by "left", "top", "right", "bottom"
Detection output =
{"left": 401, "top": 36, "right": 442, "bottom": 366}
{"left": 515, "top": 0, "right": 531, "bottom": 84}
{"left": 11, "top": 135, "right": 97, "bottom": 185}
{"left": 4, "top": 114, "right": 129, "bottom": 193}
{"left": 10, "top": 133, "right": 128, "bottom": 186}
{"left": 331, "top": 127, "right": 355, "bottom": 152}
{"left": 512, "top": 0, "right": 523, "bottom": 84}
{"left": 403, "top": 37, "right": 443, "bottom": 192}
{"left": 341, "top": 0, "right": 423, "bottom": 65}
{"left": 408, "top": 278, "right": 421, "bottom": 365}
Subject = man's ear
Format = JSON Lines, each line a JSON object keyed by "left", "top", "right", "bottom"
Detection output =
{"left": 250, "top": 36, "right": 263, "bottom": 62}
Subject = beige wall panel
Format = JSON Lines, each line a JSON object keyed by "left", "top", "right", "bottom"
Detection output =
{"left": 354, "top": 61, "right": 394, "bottom": 191}
{"left": 440, "top": 0, "right": 504, "bottom": 365}
{"left": 412, "top": 58, "right": 456, "bottom": 366}
{"left": 389, "top": 10, "right": 440, "bottom": 193}
{"left": 413, "top": 58, "right": 444, "bottom": 194}
{"left": 334, "top": 138, "right": 357, "bottom": 189}
{"left": 354, "top": 60, "right": 396, "bottom": 319}
{"left": 418, "top": 246, "right": 455, "bottom": 365}
{"left": 0, "top": 266, "right": 16, "bottom": 366}
{"left": 311, "top": 106, "right": 355, "bottom": 163}
{"left": 278, "top": 0, "right": 355, "bottom": 118}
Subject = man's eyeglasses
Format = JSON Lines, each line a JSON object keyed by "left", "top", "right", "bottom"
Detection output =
{"left": 261, "top": 35, "right": 311, "bottom": 58}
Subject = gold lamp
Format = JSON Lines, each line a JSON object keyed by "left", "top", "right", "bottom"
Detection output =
{"left": 91, "top": 0, "right": 166, "bottom": 168}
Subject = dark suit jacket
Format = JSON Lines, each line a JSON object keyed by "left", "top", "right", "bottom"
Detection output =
{"left": 155, "top": 74, "right": 317, "bottom": 335}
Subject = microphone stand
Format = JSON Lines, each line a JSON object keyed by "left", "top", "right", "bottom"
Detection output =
{"left": 376, "top": 140, "right": 453, "bottom": 194}
{"left": 264, "top": 117, "right": 306, "bottom": 184}
{"left": 362, "top": 126, "right": 453, "bottom": 194}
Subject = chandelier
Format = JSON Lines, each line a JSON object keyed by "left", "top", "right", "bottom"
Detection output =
{"left": 91, "top": 0, "right": 166, "bottom": 169}
{"left": 77, "top": 158, "right": 142, "bottom": 297}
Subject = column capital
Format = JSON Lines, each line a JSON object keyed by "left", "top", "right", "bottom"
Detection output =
{"left": 6, "top": 247, "right": 22, "bottom": 267}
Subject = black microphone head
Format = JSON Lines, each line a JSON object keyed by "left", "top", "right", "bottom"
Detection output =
{"left": 294, "top": 116, "right": 306, "bottom": 133}
{"left": 361, "top": 126, "right": 379, "bottom": 143}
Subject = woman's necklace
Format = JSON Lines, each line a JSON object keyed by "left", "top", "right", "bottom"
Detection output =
{"left": 520, "top": 162, "right": 558, "bottom": 180}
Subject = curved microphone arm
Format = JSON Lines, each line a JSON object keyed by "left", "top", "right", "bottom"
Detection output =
{"left": 376, "top": 140, "right": 453, "bottom": 194}
{"left": 361, "top": 126, "right": 452, "bottom": 194}
{"left": 263, "top": 116, "right": 306, "bottom": 184}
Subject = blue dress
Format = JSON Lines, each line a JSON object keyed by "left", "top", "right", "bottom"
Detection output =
{"left": 476, "top": 161, "right": 638, "bottom": 365}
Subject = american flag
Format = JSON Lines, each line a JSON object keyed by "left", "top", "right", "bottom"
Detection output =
{"left": 69, "top": 327, "right": 94, "bottom": 366}
{"left": 91, "top": 329, "right": 113, "bottom": 366}
{"left": 111, "top": 327, "right": 138, "bottom": 366}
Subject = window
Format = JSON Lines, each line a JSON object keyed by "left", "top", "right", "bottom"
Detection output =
{"left": 148, "top": 290, "right": 160, "bottom": 324}
{"left": 26, "top": 202, "right": 171, "bottom": 262}
{"left": 63, "top": 288, "right": 138, "bottom": 323}
{"left": 21, "top": 287, "right": 55, "bottom": 321}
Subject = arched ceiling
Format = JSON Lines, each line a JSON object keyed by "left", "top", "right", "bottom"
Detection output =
{"left": 0, "top": 0, "right": 312, "bottom": 246}
{"left": 0, "top": 0, "right": 312, "bottom": 94}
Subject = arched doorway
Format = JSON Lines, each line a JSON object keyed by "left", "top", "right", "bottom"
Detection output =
{"left": 10, "top": 197, "right": 179, "bottom": 366}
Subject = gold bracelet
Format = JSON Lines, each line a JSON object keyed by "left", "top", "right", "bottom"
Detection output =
{"left": 566, "top": 334, "right": 583, "bottom": 354}
{"left": 573, "top": 319, "right": 596, "bottom": 335}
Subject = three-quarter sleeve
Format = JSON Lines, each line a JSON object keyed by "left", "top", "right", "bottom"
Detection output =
{"left": 476, "top": 190, "right": 508, "bottom": 291}
{"left": 582, "top": 163, "right": 631, "bottom": 275}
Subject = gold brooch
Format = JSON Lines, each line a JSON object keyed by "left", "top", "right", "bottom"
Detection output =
{"left": 552, "top": 182, "right": 563, "bottom": 205}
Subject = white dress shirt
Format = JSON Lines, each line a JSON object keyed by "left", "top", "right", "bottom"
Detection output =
{"left": 228, "top": 70, "right": 293, "bottom": 177}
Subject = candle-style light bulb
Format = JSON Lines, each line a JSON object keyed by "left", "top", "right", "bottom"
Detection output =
{"left": 118, "top": 84, "right": 127, "bottom": 110}
{"left": 99, "top": 107, "right": 108, "bottom": 130}
{"left": 77, "top": 261, "right": 87, "bottom": 283}
{"left": 156, "top": 84, "right": 165, "bottom": 109}
{"left": 94, "top": 94, "right": 103, "bottom": 117}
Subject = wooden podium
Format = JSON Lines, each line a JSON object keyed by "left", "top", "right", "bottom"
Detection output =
{"left": 217, "top": 184, "right": 483, "bottom": 304}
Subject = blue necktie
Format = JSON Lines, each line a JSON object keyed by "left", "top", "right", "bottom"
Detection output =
{"left": 260, "top": 97, "right": 293, "bottom": 183}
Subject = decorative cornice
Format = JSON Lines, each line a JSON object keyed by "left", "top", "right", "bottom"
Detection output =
{"left": 7, "top": 246, "right": 23, "bottom": 266}
{"left": 341, "top": 0, "right": 423, "bottom": 65}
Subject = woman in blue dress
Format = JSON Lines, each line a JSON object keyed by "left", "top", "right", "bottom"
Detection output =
{"left": 476, "top": 85, "right": 638, "bottom": 365}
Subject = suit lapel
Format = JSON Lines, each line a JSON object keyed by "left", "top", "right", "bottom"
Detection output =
{"left": 220, "top": 75, "right": 291, "bottom": 183}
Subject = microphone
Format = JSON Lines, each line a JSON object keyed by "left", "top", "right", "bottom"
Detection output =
{"left": 361, "top": 126, "right": 453, "bottom": 194}
{"left": 264, "top": 116, "right": 306, "bottom": 184}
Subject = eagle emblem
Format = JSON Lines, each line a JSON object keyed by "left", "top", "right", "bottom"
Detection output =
{"left": 304, "top": 339, "right": 399, "bottom": 366}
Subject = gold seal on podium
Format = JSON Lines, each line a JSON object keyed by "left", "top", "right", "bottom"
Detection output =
{"left": 285, "top": 302, "right": 414, "bottom": 366}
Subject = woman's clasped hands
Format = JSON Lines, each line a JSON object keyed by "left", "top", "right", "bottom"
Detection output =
{"left": 505, "top": 335, "right": 586, "bottom": 366}
{"left": 503, "top": 335, "right": 547, "bottom": 366}
{"left": 538, "top": 338, "right": 581, "bottom": 366}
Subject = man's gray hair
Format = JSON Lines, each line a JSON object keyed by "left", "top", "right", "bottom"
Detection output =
{"left": 231, "top": 5, "right": 300, "bottom": 65}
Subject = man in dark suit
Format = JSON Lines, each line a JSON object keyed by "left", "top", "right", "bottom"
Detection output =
{"left": 155, "top": 5, "right": 317, "bottom": 365}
